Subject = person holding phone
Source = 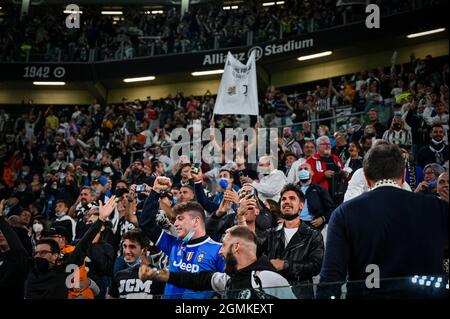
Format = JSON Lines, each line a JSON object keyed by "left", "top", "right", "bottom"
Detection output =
{"left": 414, "top": 163, "right": 445, "bottom": 196}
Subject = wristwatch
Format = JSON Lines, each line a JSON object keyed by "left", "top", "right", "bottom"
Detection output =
{"left": 283, "top": 260, "right": 289, "bottom": 270}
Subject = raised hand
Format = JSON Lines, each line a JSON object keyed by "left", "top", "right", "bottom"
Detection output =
{"left": 98, "top": 196, "right": 117, "bottom": 221}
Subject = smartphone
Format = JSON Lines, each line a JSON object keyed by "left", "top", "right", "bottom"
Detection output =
{"left": 136, "top": 184, "right": 146, "bottom": 192}
{"left": 192, "top": 162, "right": 201, "bottom": 174}
{"left": 427, "top": 180, "right": 437, "bottom": 189}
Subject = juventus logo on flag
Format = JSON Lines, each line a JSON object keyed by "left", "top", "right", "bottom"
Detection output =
{"left": 213, "top": 51, "right": 259, "bottom": 115}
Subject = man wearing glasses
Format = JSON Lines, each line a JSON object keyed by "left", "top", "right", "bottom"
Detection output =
{"left": 306, "top": 136, "right": 344, "bottom": 193}
{"left": 25, "top": 197, "right": 117, "bottom": 299}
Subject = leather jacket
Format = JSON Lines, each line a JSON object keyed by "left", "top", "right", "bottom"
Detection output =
{"left": 260, "top": 221, "right": 324, "bottom": 285}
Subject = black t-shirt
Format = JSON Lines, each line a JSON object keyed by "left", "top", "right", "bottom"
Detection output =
{"left": 109, "top": 266, "right": 165, "bottom": 299}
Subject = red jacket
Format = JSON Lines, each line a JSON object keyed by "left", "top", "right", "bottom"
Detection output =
{"left": 306, "top": 153, "right": 343, "bottom": 191}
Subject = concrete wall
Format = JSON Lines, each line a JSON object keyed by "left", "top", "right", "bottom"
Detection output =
{"left": 106, "top": 79, "right": 221, "bottom": 103}
{"left": 0, "top": 88, "right": 94, "bottom": 105}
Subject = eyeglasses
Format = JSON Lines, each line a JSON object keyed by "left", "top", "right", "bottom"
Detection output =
{"left": 34, "top": 250, "right": 53, "bottom": 256}
{"left": 319, "top": 143, "right": 331, "bottom": 146}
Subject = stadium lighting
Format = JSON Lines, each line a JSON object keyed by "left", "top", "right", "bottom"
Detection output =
{"left": 152, "top": 10, "right": 164, "bottom": 14}
{"left": 33, "top": 81, "right": 66, "bottom": 86}
{"left": 123, "top": 76, "right": 156, "bottom": 83}
{"left": 101, "top": 11, "right": 123, "bottom": 15}
{"left": 297, "top": 50, "right": 333, "bottom": 61}
{"left": 191, "top": 70, "right": 224, "bottom": 76}
{"left": 263, "top": 2, "right": 276, "bottom": 6}
{"left": 223, "top": 6, "right": 231, "bottom": 10}
{"left": 64, "top": 10, "right": 83, "bottom": 14}
{"left": 276, "top": 1, "right": 285, "bottom": 4}
{"left": 407, "top": 28, "right": 445, "bottom": 38}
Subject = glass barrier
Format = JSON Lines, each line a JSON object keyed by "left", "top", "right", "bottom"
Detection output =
{"left": 153, "top": 275, "right": 449, "bottom": 299}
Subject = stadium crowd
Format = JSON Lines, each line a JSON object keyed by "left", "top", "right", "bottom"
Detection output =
{"left": 0, "top": 0, "right": 430, "bottom": 62}
{"left": 0, "top": 53, "right": 448, "bottom": 299}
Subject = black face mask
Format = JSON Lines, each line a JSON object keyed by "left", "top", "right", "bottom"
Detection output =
{"left": 224, "top": 248, "right": 238, "bottom": 276}
{"left": 34, "top": 257, "right": 51, "bottom": 273}
{"left": 392, "top": 123, "right": 401, "bottom": 131}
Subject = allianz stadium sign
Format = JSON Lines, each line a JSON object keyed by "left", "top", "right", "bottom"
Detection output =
{"left": 202, "top": 37, "right": 314, "bottom": 66}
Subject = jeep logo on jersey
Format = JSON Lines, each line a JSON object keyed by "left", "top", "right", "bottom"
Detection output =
{"left": 173, "top": 259, "right": 200, "bottom": 273}
{"left": 248, "top": 46, "right": 263, "bottom": 61}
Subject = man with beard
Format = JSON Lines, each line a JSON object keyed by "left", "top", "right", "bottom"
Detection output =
{"left": 252, "top": 156, "right": 287, "bottom": 202}
{"left": 259, "top": 184, "right": 323, "bottom": 299}
{"left": 139, "top": 225, "right": 296, "bottom": 299}
{"left": 69, "top": 186, "right": 98, "bottom": 239}
{"left": 417, "top": 124, "right": 449, "bottom": 168}
{"left": 139, "top": 176, "right": 224, "bottom": 299}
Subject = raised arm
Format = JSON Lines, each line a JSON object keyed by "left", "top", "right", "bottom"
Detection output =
{"left": 139, "top": 176, "right": 171, "bottom": 243}
{"left": 67, "top": 196, "right": 117, "bottom": 266}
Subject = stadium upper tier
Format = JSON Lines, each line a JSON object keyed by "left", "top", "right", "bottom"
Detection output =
{"left": 0, "top": 0, "right": 439, "bottom": 63}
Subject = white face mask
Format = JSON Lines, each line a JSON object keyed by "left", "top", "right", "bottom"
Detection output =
{"left": 32, "top": 223, "right": 43, "bottom": 233}
{"left": 55, "top": 211, "right": 65, "bottom": 218}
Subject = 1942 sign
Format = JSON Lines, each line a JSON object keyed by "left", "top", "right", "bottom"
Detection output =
{"left": 23, "top": 66, "right": 66, "bottom": 79}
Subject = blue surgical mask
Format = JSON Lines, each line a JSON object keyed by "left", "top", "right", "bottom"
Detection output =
{"left": 417, "top": 112, "right": 423, "bottom": 118}
{"left": 218, "top": 178, "right": 229, "bottom": 190}
{"left": 182, "top": 230, "right": 195, "bottom": 243}
{"left": 298, "top": 169, "right": 310, "bottom": 181}
{"left": 126, "top": 258, "right": 142, "bottom": 269}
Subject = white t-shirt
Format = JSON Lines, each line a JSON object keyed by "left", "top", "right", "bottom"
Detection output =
{"left": 284, "top": 227, "right": 298, "bottom": 247}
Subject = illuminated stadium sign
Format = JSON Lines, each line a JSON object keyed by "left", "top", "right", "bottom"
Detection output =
{"left": 202, "top": 38, "right": 314, "bottom": 66}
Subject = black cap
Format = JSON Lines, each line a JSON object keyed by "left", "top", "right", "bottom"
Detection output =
{"left": 42, "top": 226, "right": 70, "bottom": 242}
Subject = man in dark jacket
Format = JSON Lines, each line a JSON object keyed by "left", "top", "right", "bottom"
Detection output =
{"left": 259, "top": 184, "right": 324, "bottom": 299}
{"left": 319, "top": 144, "right": 449, "bottom": 298}
{"left": 25, "top": 196, "right": 117, "bottom": 299}
{"left": 416, "top": 124, "right": 448, "bottom": 168}
{"left": 296, "top": 162, "right": 335, "bottom": 230}
{"left": 0, "top": 200, "right": 30, "bottom": 299}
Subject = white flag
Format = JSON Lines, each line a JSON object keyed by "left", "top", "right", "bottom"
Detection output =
{"left": 213, "top": 51, "right": 259, "bottom": 115}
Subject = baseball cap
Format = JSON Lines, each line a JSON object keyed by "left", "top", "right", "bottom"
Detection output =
{"left": 42, "top": 226, "right": 70, "bottom": 242}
